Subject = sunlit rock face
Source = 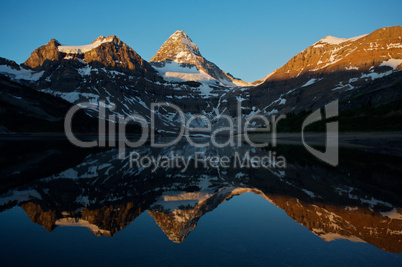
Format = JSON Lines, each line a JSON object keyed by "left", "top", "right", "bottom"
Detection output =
{"left": 23, "top": 35, "right": 159, "bottom": 80}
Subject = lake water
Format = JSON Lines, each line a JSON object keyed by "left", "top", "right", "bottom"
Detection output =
{"left": 0, "top": 138, "right": 401, "bottom": 266}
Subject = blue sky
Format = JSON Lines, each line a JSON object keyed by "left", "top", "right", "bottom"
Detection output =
{"left": 0, "top": 0, "right": 401, "bottom": 82}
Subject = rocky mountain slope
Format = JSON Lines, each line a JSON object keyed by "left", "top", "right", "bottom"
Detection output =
{"left": 0, "top": 66, "right": 98, "bottom": 134}
{"left": 248, "top": 26, "right": 402, "bottom": 115}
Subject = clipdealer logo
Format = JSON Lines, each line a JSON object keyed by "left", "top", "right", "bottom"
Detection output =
{"left": 63, "top": 100, "right": 339, "bottom": 169}
{"left": 301, "top": 100, "right": 339, "bottom": 166}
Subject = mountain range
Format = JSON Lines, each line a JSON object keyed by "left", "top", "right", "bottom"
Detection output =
{"left": 0, "top": 26, "right": 402, "bottom": 133}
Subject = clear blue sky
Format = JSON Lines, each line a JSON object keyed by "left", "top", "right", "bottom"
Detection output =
{"left": 0, "top": 0, "right": 401, "bottom": 82}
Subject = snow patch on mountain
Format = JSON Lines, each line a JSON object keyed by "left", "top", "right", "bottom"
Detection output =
{"left": 360, "top": 70, "right": 394, "bottom": 80}
{"left": 58, "top": 36, "right": 113, "bottom": 54}
{"left": 315, "top": 34, "right": 368, "bottom": 46}
{"left": 318, "top": 232, "right": 367, "bottom": 243}
{"left": 0, "top": 189, "right": 42, "bottom": 205}
{"left": 379, "top": 58, "right": 402, "bottom": 69}
{"left": 0, "top": 65, "right": 44, "bottom": 81}
{"left": 166, "top": 71, "right": 215, "bottom": 83}
{"left": 302, "top": 78, "right": 319, "bottom": 87}
{"left": 153, "top": 60, "right": 217, "bottom": 84}
{"left": 78, "top": 65, "right": 97, "bottom": 76}
{"left": 345, "top": 66, "right": 359, "bottom": 70}
{"left": 198, "top": 84, "right": 215, "bottom": 97}
{"left": 55, "top": 218, "right": 111, "bottom": 236}
{"left": 153, "top": 60, "right": 199, "bottom": 74}
{"left": 380, "top": 208, "right": 402, "bottom": 220}
{"left": 152, "top": 191, "right": 215, "bottom": 212}
{"left": 40, "top": 89, "right": 100, "bottom": 103}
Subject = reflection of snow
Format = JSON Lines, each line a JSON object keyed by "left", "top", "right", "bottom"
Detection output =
{"left": 319, "top": 232, "right": 366, "bottom": 243}
{"left": 0, "top": 189, "right": 42, "bottom": 205}
{"left": 379, "top": 58, "right": 402, "bottom": 69}
{"left": 380, "top": 208, "right": 402, "bottom": 220}
{"left": 55, "top": 218, "right": 111, "bottom": 236}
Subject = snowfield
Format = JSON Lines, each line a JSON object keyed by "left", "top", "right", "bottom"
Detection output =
{"left": 58, "top": 36, "right": 113, "bottom": 54}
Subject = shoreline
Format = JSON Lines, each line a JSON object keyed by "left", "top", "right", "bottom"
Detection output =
{"left": 1, "top": 132, "right": 401, "bottom": 157}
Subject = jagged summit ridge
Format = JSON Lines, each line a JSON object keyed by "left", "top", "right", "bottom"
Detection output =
{"left": 21, "top": 35, "right": 160, "bottom": 81}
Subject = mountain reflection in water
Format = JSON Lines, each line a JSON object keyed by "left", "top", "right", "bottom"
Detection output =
{"left": 0, "top": 138, "right": 401, "bottom": 261}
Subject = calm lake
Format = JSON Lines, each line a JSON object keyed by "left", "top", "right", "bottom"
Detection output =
{"left": 0, "top": 138, "right": 401, "bottom": 266}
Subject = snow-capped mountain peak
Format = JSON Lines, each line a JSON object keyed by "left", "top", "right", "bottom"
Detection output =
{"left": 150, "top": 30, "right": 250, "bottom": 87}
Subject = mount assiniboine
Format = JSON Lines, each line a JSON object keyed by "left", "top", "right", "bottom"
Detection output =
{"left": 0, "top": 26, "right": 402, "bottom": 133}
{"left": 150, "top": 30, "right": 250, "bottom": 87}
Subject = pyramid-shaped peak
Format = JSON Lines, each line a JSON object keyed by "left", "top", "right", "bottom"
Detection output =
{"left": 150, "top": 30, "right": 249, "bottom": 86}
{"left": 150, "top": 30, "right": 201, "bottom": 63}
{"left": 167, "top": 30, "right": 198, "bottom": 52}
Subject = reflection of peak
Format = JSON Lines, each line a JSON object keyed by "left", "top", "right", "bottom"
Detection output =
{"left": 21, "top": 202, "right": 56, "bottom": 232}
{"left": 79, "top": 203, "right": 145, "bottom": 236}
{"left": 148, "top": 187, "right": 270, "bottom": 243}
{"left": 148, "top": 187, "right": 402, "bottom": 251}
{"left": 148, "top": 188, "right": 234, "bottom": 243}
{"left": 147, "top": 209, "right": 198, "bottom": 243}
{"left": 19, "top": 201, "right": 146, "bottom": 237}
{"left": 267, "top": 195, "right": 402, "bottom": 253}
